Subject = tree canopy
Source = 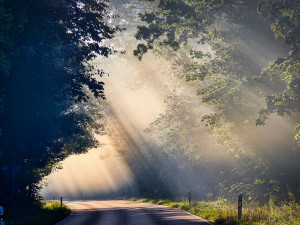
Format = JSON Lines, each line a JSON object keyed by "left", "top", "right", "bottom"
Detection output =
{"left": 0, "top": 0, "right": 116, "bottom": 206}
{"left": 133, "top": 0, "right": 300, "bottom": 202}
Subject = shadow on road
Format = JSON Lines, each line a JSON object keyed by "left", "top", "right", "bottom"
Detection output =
{"left": 57, "top": 200, "right": 213, "bottom": 225}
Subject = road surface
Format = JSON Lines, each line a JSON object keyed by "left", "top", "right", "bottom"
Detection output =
{"left": 56, "top": 200, "right": 214, "bottom": 225}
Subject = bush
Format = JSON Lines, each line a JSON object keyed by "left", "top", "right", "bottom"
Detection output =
{"left": 5, "top": 201, "right": 71, "bottom": 225}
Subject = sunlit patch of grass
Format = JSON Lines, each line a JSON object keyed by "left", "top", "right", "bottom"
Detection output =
{"left": 5, "top": 201, "right": 71, "bottom": 225}
{"left": 43, "top": 200, "right": 70, "bottom": 213}
{"left": 133, "top": 198, "right": 300, "bottom": 225}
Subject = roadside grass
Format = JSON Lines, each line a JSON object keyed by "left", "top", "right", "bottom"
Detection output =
{"left": 5, "top": 201, "right": 71, "bottom": 225}
{"left": 131, "top": 198, "right": 300, "bottom": 225}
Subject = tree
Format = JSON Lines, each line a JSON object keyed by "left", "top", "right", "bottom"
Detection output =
{"left": 0, "top": 0, "right": 116, "bottom": 206}
{"left": 256, "top": 0, "right": 300, "bottom": 148}
{"left": 134, "top": 0, "right": 300, "bottom": 202}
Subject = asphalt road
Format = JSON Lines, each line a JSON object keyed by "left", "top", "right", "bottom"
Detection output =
{"left": 56, "top": 200, "right": 214, "bottom": 225}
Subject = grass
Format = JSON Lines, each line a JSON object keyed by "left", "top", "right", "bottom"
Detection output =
{"left": 5, "top": 201, "right": 71, "bottom": 225}
{"left": 131, "top": 198, "right": 300, "bottom": 225}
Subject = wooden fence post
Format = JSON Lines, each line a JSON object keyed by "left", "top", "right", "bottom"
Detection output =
{"left": 238, "top": 194, "right": 243, "bottom": 220}
{"left": 188, "top": 191, "right": 191, "bottom": 205}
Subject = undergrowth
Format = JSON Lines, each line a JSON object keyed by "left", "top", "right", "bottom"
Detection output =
{"left": 132, "top": 198, "right": 300, "bottom": 225}
{"left": 5, "top": 201, "right": 70, "bottom": 225}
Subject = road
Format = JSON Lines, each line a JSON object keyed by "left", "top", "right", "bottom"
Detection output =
{"left": 56, "top": 200, "right": 214, "bottom": 225}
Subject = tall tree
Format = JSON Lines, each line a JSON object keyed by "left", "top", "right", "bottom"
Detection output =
{"left": 0, "top": 0, "right": 116, "bottom": 206}
{"left": 256, "top": 0, "right": 300, "bottom": 148}
{"left": 134, "top": 0, "right": 300, "bottom": 202}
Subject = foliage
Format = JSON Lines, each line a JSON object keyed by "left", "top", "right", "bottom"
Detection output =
{"left": 134, "top": 0, "right": 300, "bottom": 202}
{"left": 256, "top": 0, "right": 300, "bottom": 148}
{"left": 134, "top": 198, "right": 300, "bottom": 225}
{"left": 0, "top": 0, "right": 115, "bottom": 217}
{"left": 5, "top": 201, "right": 71, "bottom": 225}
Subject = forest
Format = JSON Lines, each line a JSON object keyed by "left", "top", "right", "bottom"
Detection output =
{"left": 130, "top": 0, "right": 300, "bottom": 203}
{"left": 0, "top": 0, "right": 299, "bottom": 223}
{"left": 0, "top": 0, "right": 117, "bottom": 215}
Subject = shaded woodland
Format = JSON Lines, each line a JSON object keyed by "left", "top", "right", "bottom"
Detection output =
{"left": 130, "top": 0, "right": 300, "bottom": 203}
{"left": 0, "top": 0, "right": 118, "bottom": 215}
{"left": 0, "top": 0, "right": 299, "bottom": 221}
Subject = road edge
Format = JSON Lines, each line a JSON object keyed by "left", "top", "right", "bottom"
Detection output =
{"left": 55, "top": 202, "right": 73, "bottom": 225}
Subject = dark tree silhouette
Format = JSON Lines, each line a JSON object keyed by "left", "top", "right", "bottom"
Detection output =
{"left": 0, "top": 0, "right": 116, "bottom": 208}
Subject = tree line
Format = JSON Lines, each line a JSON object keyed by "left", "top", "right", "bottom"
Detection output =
{"left": 132, "top": 0, "right": 300, "bottom": 203}
{"left": 0, "top": 0, "right": 299, "bottom": 218}
{"left": 0, "top": 0, "right": 117, "bottom": 213}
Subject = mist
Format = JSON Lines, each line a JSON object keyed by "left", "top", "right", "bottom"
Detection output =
{"left": 41, "top": 0, "right": 300, "bottom": 203}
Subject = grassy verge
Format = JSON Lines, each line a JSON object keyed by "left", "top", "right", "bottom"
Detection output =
{"left": 5, "top": 201, "right": 71, "bottom": 225}
{"left": 132, "top": 198, "right": 300, "bottom": 225}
